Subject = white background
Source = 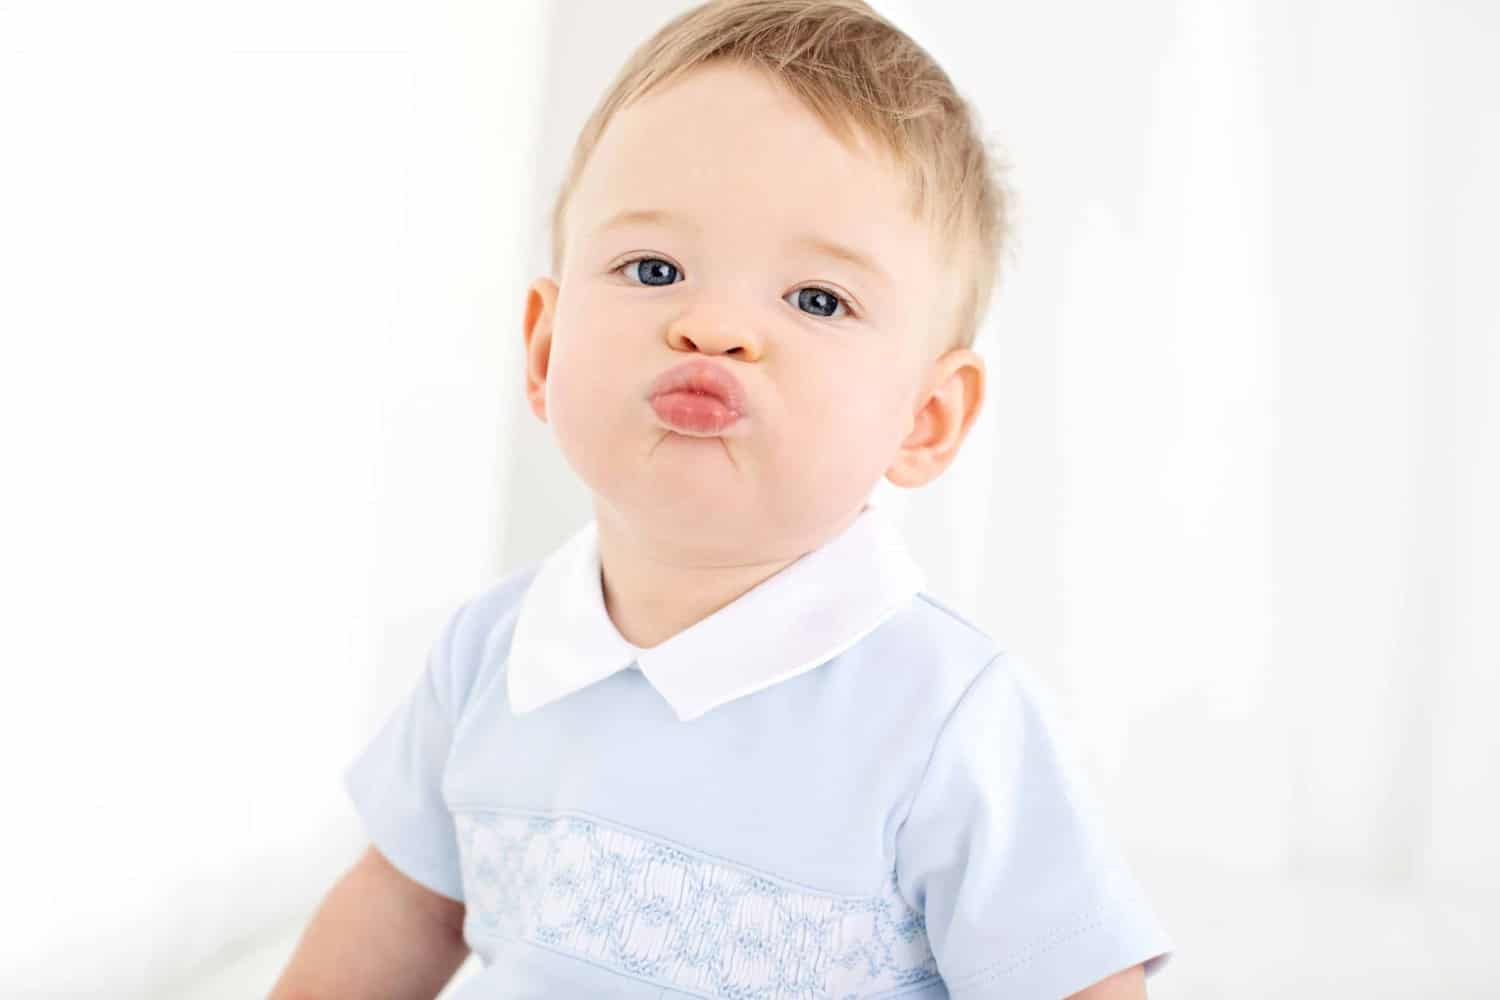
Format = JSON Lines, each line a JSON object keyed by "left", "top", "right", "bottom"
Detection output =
{"left": 1, "top": 1, "right": 1495, "bottom": 997}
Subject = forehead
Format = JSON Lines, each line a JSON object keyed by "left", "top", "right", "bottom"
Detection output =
{"left": 569, "top": 61, "right": 929, "bottom": 264}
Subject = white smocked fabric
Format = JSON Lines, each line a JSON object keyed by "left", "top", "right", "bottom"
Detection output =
{"left": 455, "top": 810, "right": 939, "bottom": 998}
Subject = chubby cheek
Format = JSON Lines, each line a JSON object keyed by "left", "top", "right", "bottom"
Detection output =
{"left": 540, "top": 308, "right": 641, "bottom": 480}
{"left": 804, "top": 352, "right": 902, "bottom": 439}
{"left": 775, "top": 362, "right": 905, "bottom": 492}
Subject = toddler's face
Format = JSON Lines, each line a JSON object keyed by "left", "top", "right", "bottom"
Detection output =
{"left": 525, "top": 60, "right": 950, "bottom": 557}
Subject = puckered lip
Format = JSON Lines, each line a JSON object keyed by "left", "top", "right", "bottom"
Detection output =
{"left": 646, "top": 359, "right": 748, "bottom": 415}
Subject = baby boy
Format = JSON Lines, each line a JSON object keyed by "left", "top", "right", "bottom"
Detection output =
{"left": 273, "top": 1, "right": 1174, "bottom": 997}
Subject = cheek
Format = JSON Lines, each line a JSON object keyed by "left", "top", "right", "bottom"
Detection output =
{"left": 788, "top": 360, "right": 907, "bottom": 456}
{"left": 777, "top": 381, "right": 904, "bottom": 521}
{"left": 554, "top": 295, "right": 622, "bottom": 375}
{"left": 541, "top": 305, "right": 629, "bottom": 440}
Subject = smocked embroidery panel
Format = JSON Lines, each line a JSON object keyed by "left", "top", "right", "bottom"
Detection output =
{"left": 454, "top": 811, "right": 939, "bottom": 999}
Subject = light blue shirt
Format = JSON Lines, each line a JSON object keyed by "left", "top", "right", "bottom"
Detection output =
{"left": 344, "top": 504, "right": 1174, "bottom": 998}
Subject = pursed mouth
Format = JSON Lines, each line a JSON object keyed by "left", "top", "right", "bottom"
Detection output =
{"left": 647, "top": 359, "right": 748, "bottom": 416}
{"left": 649, "top": 389, "right": 742, "bottom": 435}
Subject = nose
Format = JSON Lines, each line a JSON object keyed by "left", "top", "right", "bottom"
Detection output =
{"left": 664, "top": 306, "right": 762, "bottom": 360}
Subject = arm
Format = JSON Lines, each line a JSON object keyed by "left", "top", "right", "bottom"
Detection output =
{"left": 1065, "top": 962, "right": 1146, "bottom": 1000}
{"left": 269, "top": 844, "right": 469, "bottom": 1000}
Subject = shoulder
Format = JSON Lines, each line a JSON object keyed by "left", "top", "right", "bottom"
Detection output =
{"left": 910, "top": 590, "right": 996, "bottom": 645}
{"left": 900, "top": 591, "right": 1068, "bottom": 735}
{"left": 861, "top": 588, "right": 1011, "bottom": 714}
{"left": 832, "top": 589, "right": 1020, "bottom": 782}
{"left": 452, "top": 562, "right": 542, "bottom": 654}
{"left": 428, "top": 561, "right": 543, "bottom": 713}
{"left": 873, "top": 593, "right": 1090, "bottom": 822}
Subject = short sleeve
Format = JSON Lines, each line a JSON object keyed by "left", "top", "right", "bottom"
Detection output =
{"left": 895, "top": 653, "right": 1174, "bottom": 999}
{"left": 343, "top": 600, "right": 471, "bottom": 902}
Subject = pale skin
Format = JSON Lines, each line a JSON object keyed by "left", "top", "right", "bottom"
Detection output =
{"left": 274, "top": 56, "right": 1142, "bottom": 1000}
{"left": 521, "top": 59, "right": 1146, "bottom": 999}
{"left": 524, "top": 58, "right": 983, "bottom": 651}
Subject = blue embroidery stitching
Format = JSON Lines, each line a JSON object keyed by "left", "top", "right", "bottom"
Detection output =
{"left": 455, "top": 810, "right": 940, "bottom": 998}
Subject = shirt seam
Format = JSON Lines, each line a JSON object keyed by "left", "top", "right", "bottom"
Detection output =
{"left": 867, "top": 978, "right": 949, "bottom": 999}
{"left": 505, "top": 934, "right": 715, "bottom": 998}
{"left": 913, "top": 591, "right": 995, "bottom": 642}
{"left": 451, "top": 565, "right": 540, "bottom": 734}
{"left": 939, "top": 898, "right": 1144, "bottom": 992}
{"left": 892, "top": 648, "right": 1008, "bottom": 908}
{"left": 439, "top": 592, "right": 483, "bottom": 719}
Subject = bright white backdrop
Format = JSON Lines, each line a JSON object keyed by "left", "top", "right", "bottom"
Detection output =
{"left": 1, "top": 1, "right": 1495, "bottom": 997}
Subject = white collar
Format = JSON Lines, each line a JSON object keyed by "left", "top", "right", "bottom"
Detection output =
{"left": 504, "top": 503, "right": 926, "bottom": 722}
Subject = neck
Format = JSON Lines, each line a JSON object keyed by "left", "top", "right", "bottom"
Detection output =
{"left": 592, "top": 500, "right": 867, "bottom": 650}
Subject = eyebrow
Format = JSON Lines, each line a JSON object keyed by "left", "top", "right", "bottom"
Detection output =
{"left": 595, "top": 208, "right": 891, "bottom": 287}
{"left": 597, "top": 207, "right": 699, "bottom": 236}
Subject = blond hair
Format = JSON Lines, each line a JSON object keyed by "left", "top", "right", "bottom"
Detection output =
{"left": 549, "top": 0, "right": 1016, "bottom": 354}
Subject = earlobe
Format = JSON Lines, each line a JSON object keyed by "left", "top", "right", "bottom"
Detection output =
{"left": 523, "top": 278, "right": 559, "bottom": 423}
{"left": 883, "top": 349, "right": 986, "bottom": 489}
{"left": 885, "top": 392, "right": 942, "bottom": 489}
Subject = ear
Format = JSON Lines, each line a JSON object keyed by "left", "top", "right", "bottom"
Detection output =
{"left": 885, "top": 348, "right": 986, "bottom": 489}
{"left": 522, "top": 277, "right": 560, "bottom": 423}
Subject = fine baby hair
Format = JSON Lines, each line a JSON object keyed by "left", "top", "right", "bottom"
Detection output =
{"left": 549, "top": 0, "right": 1018, "bottom": 355}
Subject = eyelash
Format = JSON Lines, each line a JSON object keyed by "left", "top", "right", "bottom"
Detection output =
{"left": 612, "top": 255, "right": 858, "bottom": 321}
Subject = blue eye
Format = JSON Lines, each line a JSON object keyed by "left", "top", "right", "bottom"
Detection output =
{"left": 619, "top": 257, "right": 679, "bottom": 286}
{"left": 616, "top": 256, "right": 854, "bottom": 320}
{"left": 789, "top": 286, "right": 848, "bottom": 319}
